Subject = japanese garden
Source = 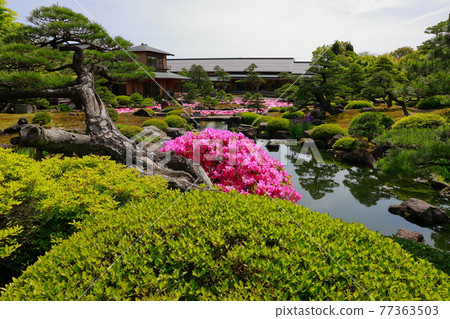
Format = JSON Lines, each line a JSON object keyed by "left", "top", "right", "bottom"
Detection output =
{"left": 0, "top": 3, "right": 449, "bottom": 301}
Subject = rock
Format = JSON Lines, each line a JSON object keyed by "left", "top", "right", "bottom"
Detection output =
{"left": 142, "top": 125, "right": 166, "bottom": 138}
{"left": 226, "top": 116, "right": 241, "bottom": 128}
{"left": 396, "top": 228, "right": 425, "bottom": 243}
{"left": 133, "top": 109, "right": 154, "bottom": 117}
{"left": 272, "top": 130, "right": 291, "bottom": 139}
{"left": 165, "top": 127, "right": 186, "bottom": 139}
{"left": 360, "top": 107, "right": 376, "bottom": 113}
{"left": 235, "top": 124, "right": 257, "bottom": 139}
{"left": 302, "top": 129, "right": 312, "bottom": 138}
{"left": 311, "top": 119, "right": 326, "bottom": 126}
{"left": 335, "top": 104, "right": 345, "bottom": 110}
{"left": 266, "top": 140, "right": 280, "bottom": 152}
{"left": 257, "top": 131, "right": 270, "bottom": 139}
{"left": 388, "top": 198, "right": 450, "bottom": 225}
{"left": 310, "top": 107, "right": 326, "bottom": 120}
{"left": 3, "top": 124, "right": 24, "bottom": 134}
{"left": 330, "top": 148, "right": 375, "bottom": 166}
{"left": 180, "top": 112, "right": 189, "bottom": 120}
{"left": 327, "top": 134, "right": 345, "bottom": 148}
{"left": 440, "top": 187, "right": 450, "bottom": 197}
{"left": 0, "top": 129, "right": 4, "bottom": 136}
{"left": 430, "top": 174, "right": 449, "bottom": 190}
{"left": 328, "top": 108, "right": 345, "bottom": 115}
{"left": 0, "top": 143, "right": 14, "bottom": 149}
{"left": 258, "top": 122, "right": 268, "bottom": 132}
{"left": 17, "top": 117, "right": 28, "bottom": 125}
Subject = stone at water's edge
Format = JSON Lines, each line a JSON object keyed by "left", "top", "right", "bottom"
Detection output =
{"left": 328, "top": 148, "right": 376, "bottom": 166}
{"left": 389, "top": 198, "right": 450, "bottom": 224}
{"left": 0, "top": 129, "right": 4, "bottom": 136}
{"left": 234, "top": 125, "right": 257, "bottom": 139}
{"left": 396, "top": 228, "right": 425, "bottom": 243}
{"left": 440, "top": 187, "right": 450, "bottom": 197}
{"left": 165, "top": 127, "right": 186, "bottom": 139}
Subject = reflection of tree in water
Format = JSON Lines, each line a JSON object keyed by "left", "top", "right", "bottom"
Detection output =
{"left": 343, "top": 167, "right": 392, "bottom": 207}
{"left": 430, "top": 225, "right": 450, "bottom": 252}
{"left": 287, "top": 153, "right": 340, "bottom": 200}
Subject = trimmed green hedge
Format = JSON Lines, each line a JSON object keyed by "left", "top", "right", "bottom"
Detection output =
{"left": 268, "top": 107, "right": 281, "bottom": 112}
{"left": 332, "top": 137, "right": 357, "bottom": 151}
{"left": 392, "top": 114, "right": 446, "bottom": 130}
{"left": 31, "top": 112, "right": 51, "bottom": 125}
{"left": 416, "top": 96, "right": 449, "bottom": 110}
{"left": 266, "top": 118, "right": 290, "bottom": 136}
{"left": 164, "top": 115, "right": 186, "bottom": 128}
{"left": 348, "top": 112, "right": 394, "bottom": 139}
{"left": 119, "top": 125, "right": 143, "bottom": 138}
{"left": 108, "top": 108, "right": 119, "bottom": 122}
{"left": 142, "top": 119, "right": 169, "bottom": 131}
{"left": 310, "top": 124, "right": 347, "bottom": 140}
{"left": 240, "top": 112, "right": 261, "bottom": 125}
{"left": 344, "top": 101, "right": 374, "bottom": 110}
{"left": 282, "top": 111, "right": 305, "bottom": 120}
{"left": 1, "top": 190, "right": 448, "bottom": 301}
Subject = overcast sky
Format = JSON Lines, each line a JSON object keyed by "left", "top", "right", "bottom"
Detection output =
{"left": 9, "top": 0, "right": 450, "bottom": 60}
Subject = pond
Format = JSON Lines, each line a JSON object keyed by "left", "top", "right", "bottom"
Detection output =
{"left": 256, "top": 140, "right": 450, "bottom": 252}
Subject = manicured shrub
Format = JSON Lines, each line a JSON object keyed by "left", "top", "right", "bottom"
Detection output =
{"left": 58, "top": 104, "right": 73, "bottom": 112}
{"left": 280, "top": 106, "right": 297, "bottom": 113}
{"left": 31, "top": 112, "right": 51, "bottom": 126}
{"left": 240, "top": 112, "right": 261, "bottom": 125}
{"left": 133, "top": 108, "right": 155, "bottom": 117}
{"left": 164, "top": 115, "right": 186, "bottom": 128}
{"left": 344, "top": 100, "right": 374, "bottom": 110}
{"left": 392, "top": 113, "right": 446, "bottom": 130}
{"left": 266, "top": 118, "right": 291, "bottom": 136}
{"left": 167, "top": 109, "right": 186, "bottom": 116}
{"left": 108, "top": 107, "right": 119, "bottom": 122}
{"left": 161, "top": 128, "right": 301, "bottom": 202}
{"left": 254, "top": 116, "right": 275, "bottom": 126}
{"left": 130, "top": 92, "right": 144, "bottom": 105}
{"left": 119, "top": 125, "right": 143, "bottom": 138}
{"left": 268, "top": 107, "right": 281, "bottom": 112}
{"left": 1, "top": 190, "right": 448, "bottom": 301}
{"left": 310, "top": 124, "right": 347, "bottom": 140}
{"left": 142, "top": 119, "right": 169, "bottom": 131}
{"left": 96, "top": 86, "right": 118, "bottom": 107}
{"left": 116, "top": 95, "right": 132, "bottom": 106}
{"left": 0, "top": 149, "right": 168, "bottom": 287}
{"left": 35, "top": 98, "right": 50, "bottom": 109}
{"left": 416, "top": 96, "right": 446, "bottom": 110}
{"left": 332, "top": 137, "right": 358, "bottom": 151}
{"left": 161, "top": 106, "right": 180, "bottom": 113}
{"left": 281, "top": 110, "right": 305, "bottom": 120}
{"left": 348, "top": 112, "right": 394, "bottom": 139}
{"left": 142, "top": 98, "right": 155, "bottom": 107}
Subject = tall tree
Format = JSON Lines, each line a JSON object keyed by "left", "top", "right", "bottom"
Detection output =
{"left": 187, "top": 64, "right": 215, "bottom": 96}
{"left": 213, "top": 65, "right": 230, "bottom": 90}
{"left": 0, "top": 0, "right": 18, "bottom": 41}
{"left": 0, "top": 5, "right": 210, "bottom": 189}
{"left": 237, "top": 63, "right": 265, "bottom": 93}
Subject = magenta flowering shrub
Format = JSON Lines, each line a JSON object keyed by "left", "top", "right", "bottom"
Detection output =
{"left": 160, "top": 128, "right": 302, "bottom": 202}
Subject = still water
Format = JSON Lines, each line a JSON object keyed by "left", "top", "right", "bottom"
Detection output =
{"left": 199, "top": 121, "right": 450, "bottom": 251}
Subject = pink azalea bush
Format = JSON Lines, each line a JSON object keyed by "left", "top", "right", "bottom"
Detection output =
{"left": 160, "top": 128, "right": 302, "bottom": 203}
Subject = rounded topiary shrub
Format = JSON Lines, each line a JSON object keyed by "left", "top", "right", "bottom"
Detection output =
{"left": 416, "top": 96, "right": 444, "bottom": 110}
{"left": 266, "top": 118, "right": 291, "bottom": 136}
{"left": 167, "top": 109, "right": 186, "bottom": 116}
{"left": 108, "top": 108, "right": 119, "bottom": 122}
{"left": 116, "top": 95, "right": 132, "bottom": 106}
{"left": 133, "top": 108, "right": 155, "bottom": 117}
{"left": 344, "top": 100, "right": 374, "bottom": 110}
{"left": 268, "top": 107, "right": 281, "bottom": 112}
{"left": 130, "top": 92, "right": 144, "bottom": 105}
{"left": 348, "top": 112, "right": 394, "bottom": 139}
{"left": 254, "top": 116, "right": 275, "bottom": 126}
{"left": 31, "top": 112, "right": 52, "bottom": 126}
{"left": 36, "top": 98, "right": 50, "bottom": 109}
{"left": 142, "top": 119, "right": 169, "bottom": 131}
{"left": 310, "top": 124, "right": 347, "bottom": 140}
{"left": 280, "top": 106, "right": 297, "bottom": 113}
{"left": 164, "top": 115, "right": 186, "bottom": 128}
{"left": 281, "top": 110, "right": 305, "bottom": 120}
{"left": 119, "top": 125, "right": 143, "bottom": 138}
{"left": 392, "top": 114, "right": 446, "bottom": 130}
{"left": 332, "top": 137, "right": 358, "bottom": 151}
{"left": 240, "top": 112, "right": 261, "bottom": 125}
{"left": 58, "top": 104, "right": 73, "bottom": 112}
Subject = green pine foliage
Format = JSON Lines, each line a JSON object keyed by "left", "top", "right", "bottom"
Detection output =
{"left": 107, "top": 108, "right": 119, "bottom": 122}
{"left": 310, "top": 124, "right": 347, "bottom": 140}
{"left": 348, "top": 112, "right": 394, "bottom": 139}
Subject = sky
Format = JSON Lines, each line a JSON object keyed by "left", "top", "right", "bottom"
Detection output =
{"left": 8, "top": 0, "right": 450, "bottom": 60}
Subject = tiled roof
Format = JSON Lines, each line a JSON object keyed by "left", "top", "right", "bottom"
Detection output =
{"left": 168, "top": 57, "right": 310, "bottom": 74}
{"left": 153, "top": 71, "right": 189, "bottom": 80}
{"left": 129, "top": 44, "right": 174, "bottom": 56}
{"left": 292, "top": 61, "right": 311, "bottom": 74}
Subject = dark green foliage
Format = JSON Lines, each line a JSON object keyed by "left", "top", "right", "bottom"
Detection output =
{"left": 310, "top": 124, "right": 347, "bottom": 140}
{"left": 116, "top": 95, "right": 132, "bottom": 106}
{"left": 96, "top": 87, "right": 118, "bottom": 107}
{"left": 282, "top": 111, "right": 305, "bottom": 119}
{"left": 375, "top": 125, "right": 450, "bottom": 181}
{"left": 332, "top": 137, "right": 358, "bottom": 151}
{"left": 31, "top": 112, "right": 51, "bottom": 125}
{"left": 275, "top": 83, "right": 298, "bottom": 102}
{"left": 416, "top": 96, "right": 448, "bottom": 109}
{"left": 268, "top": 107, "right": 281, "bottom": 112}
{"left": 108, "top": 107, "right": 119, "bottom": 122}
{"left": 142, "top": 119, "right": 168, "bottom": 131}
{"left": 241, "top": 92, "right": 253, "bottom": 105}
{"left": 344, "top": 100, "right": 374, "bottom": 110}
{"left": 161, "top": 106, "right": 180, "bottom": 113}
{"left": 266, "top": 118, "right": 291, "bottom": 136}
{"left": 1, "top": 190, "right": 448, "bottom": 301}
{"left": 58, "top": 104, "right": 73, "bottom": 112}
{"left": 133, "top": 108, "right": 155, "bottom": 117}
{"left": 240, "top": 112, "right": 260, "bottom": 125}
{"left": 130, "top": 92, "right": 143, "bottom": 105}
{"left": 186, "top": 64, "right": 215, "bottom": 96}
{"left": 280, "top": 106, "right": 298, "bottom": 113}
{"left": 164, "top": 115, "right": 186, "bottom": 128}
{"left": 35, "top": 98, "right": 50, "bottom": 109}
{"left": 119, "top": 125, "right": 143, "bottom": 138}
{"left": 348, "top": 112, "right": 394, "bottom": 139}
{"left": 247, "top": 93, "right": 265, "bottom": 110}
{"left": 166, "top": 109, "right": 184, "bottom": 116}
{"left": 200, "top": 95, "right": 219, "bottom": 108}
{"left": 237, "top": 63, "right": 265, "bottom": 92}
{"left": 142, "top": 98, "right": 155, "bottom": 107}
{"left": 392, "top": 113, "right": 446, "bottom": 130}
